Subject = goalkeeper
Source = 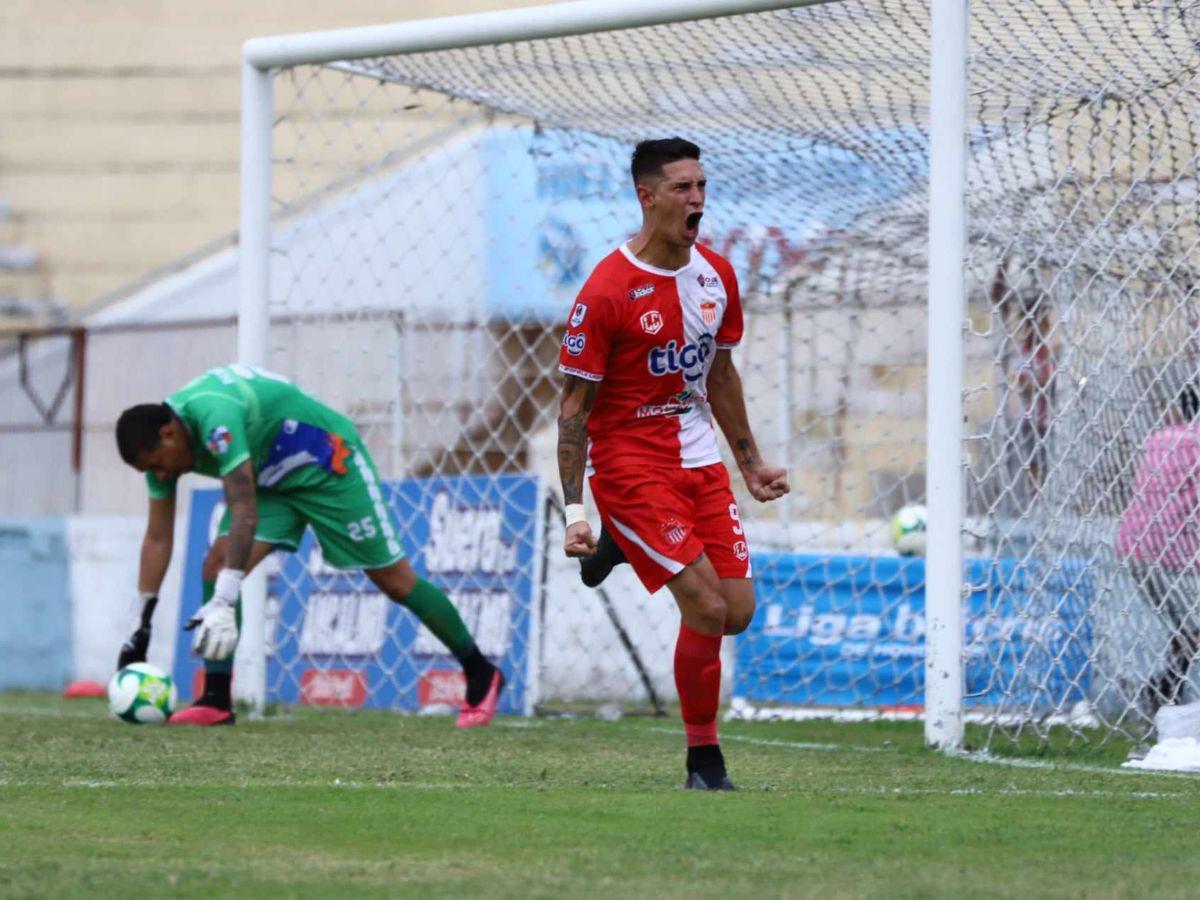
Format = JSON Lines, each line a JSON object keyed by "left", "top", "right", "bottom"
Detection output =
{"left": 114, "top": 364, "right": 504, "bottom": 727}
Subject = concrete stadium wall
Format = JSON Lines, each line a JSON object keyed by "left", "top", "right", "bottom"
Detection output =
{"left": 0, "top": 518, "right": 72, "bottom": 690}
{"left": 0, "top": 0, "right": 555, "bottom": 314}
{"left": 66, "top": 515, "right": 184, "bottom": 684}
{"left": 0, "top": 514, "right": 185, "bottom": 691}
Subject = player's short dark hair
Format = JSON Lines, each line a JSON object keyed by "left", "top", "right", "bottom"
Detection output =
{"left": 116, "top": 403, "right": 173, "bottom": 465}
{"left": 1179, "top": 383, "right": 1200, "bottom": 422}
{"left": 630, "top": 137, "right": 701, "bottom": 185}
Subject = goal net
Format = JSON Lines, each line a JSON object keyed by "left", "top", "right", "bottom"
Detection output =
{"left": 237, "top": 0, "right": 1200, "bottom": 750}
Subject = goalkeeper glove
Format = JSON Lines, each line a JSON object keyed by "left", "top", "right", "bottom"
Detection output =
{"left": 184, "top": 568, "right": 243, "bottom": 661}
{"left": 116, "top": 592, "right": 158, "bottom": 669}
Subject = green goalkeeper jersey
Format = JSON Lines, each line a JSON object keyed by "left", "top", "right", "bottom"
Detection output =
{"left": 146, "top": 364, "right": 359, "bottom": 499}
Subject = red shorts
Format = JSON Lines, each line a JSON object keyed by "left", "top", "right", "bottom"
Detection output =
{"left": 589, "top": 462, "right": 751, "bottom": 593}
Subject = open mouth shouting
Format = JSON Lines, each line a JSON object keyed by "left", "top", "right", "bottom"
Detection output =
{"left": 684, "top": 211, "right": 703, "bottom": 241}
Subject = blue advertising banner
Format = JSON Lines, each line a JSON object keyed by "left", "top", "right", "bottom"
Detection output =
{"left": 735, "top": 552, "right": 1092, "bottom": 711}
{"left": 176, "top": 474, "right": 541, "bottom": 715}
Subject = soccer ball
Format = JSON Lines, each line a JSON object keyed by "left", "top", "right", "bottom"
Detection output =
{"left": 107, "top": 662, "right": 177, "bottom": 724}
{"left": 890, "top": 504, "right": 927, "bottom": 557}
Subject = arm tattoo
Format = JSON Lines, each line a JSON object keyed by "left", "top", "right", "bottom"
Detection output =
{"left": 708, "top": 351, "right": 762, "bottom": 470}
{"left": 557, "top": 375, "right": 598, "bottom": 506}
{"left": 735, "top": 438, "right": 760, "bottom": 469}
{"left": 222, "top": 463, "right": 258, "bottom": 572}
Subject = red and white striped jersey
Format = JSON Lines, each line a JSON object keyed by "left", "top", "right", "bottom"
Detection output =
{"left": 557, "top": 242, "right": 743, "bottom": 473}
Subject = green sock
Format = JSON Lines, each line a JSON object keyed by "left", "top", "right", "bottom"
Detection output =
{"left": 402, "top": 578, "right": 477, "bottom": 660}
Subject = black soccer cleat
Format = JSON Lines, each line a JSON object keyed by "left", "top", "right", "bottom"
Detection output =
{"left": 684, "top": 770, "right": 736, "bottom": 791}
{"left": 685, "top": 744, "right": 733, "bottom": 790}
{"left": 580, "top": 526, "right": 628, "bottom": 588}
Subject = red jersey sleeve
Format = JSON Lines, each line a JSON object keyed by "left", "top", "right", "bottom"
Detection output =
{"left": 558, "top": 293, "right": 617, "bottom": 382}
{"left": 715, "top": 265, "right": 743, "bottom": 349}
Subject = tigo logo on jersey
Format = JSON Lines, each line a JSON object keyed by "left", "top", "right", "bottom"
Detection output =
{"left": 569, "top": 303, "right": 587, "bottom": 328}
{"left": 697, "top": 273, "right": 719, "bottom": 288}
{"left": 661, "top": 518, "right": 688, "bottom": 546}
{"left": 628, "top": 284, "right": 655, "bottom": 301}
{"left": 562, "top": 332, "right": 587, "bottom": 356}
{"left": 640, "top": 310, "right": 664, "bottom": 335}
{"left": 206, "top": 425, "right": 232, "bottom": 456}
{"left": 700, "top": 301, "right": 718, "bottom": 326}
{"left": 647, "top": 335, "right": 714, "bottom": 382}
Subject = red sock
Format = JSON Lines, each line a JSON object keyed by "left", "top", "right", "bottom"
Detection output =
{"left": 674, "top": 622, "right": 723, "bottom": 747}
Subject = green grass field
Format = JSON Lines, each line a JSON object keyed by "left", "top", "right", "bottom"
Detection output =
{"left": 3, "top": 693, "right": 1200, "bottom": 898}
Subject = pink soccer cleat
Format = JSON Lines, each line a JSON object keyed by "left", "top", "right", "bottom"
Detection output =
{"left": 168, "top": 705, "right": 236, "bottom": 726}
{"left": 456, "top": 669, "right": 505, "bottom": 728}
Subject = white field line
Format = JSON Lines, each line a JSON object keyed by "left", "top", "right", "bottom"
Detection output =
{"left": 0, "top": 778, "right": 1182, "bottom": 800}
{"left": 827, "top": 786, "right": 1187, "bottom": 799}
{"left": 14, "top": 780, "right": 501, "bottom": 791}
{"left": 653, "top": 725, "right": 1200, "bottom": 781}
{"left": 647, "top": 726, "right": 887, "bottom": 753}
{"left": 957, "top": 750, "right": 1200, "bottom": 781}
{"left": 658, "top": 723, "right": 1200, "bottom": 780}
{"left": 61, "top": 779, "right": 121, "bottom": 788}
{"left": 10, "top": 706, "right": 1200, "bottom": 781}
{"left": 13, "top": 779, "right": 647, "bottom": 792}
{"left": 0, "top": 705, "right": 106, "bottom": 719}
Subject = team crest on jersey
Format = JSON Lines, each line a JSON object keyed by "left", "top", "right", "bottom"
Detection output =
{"left": 697, "top": 273, "right": 719, "bottom": 288}
{"left": 628, "top": 284, "right": 655, "bottom": 301}
{"left": 569, "top": 303, "right": 587, "bottom": 328}
{"left": 661, "top": 518, "right": 688, "bottom": 546}
{"left": 700, "top": 301, "right": 718, "bottom": 326}
{"left": 206, "top": 425, "right": 232, "bottom": 456}
{"left": 733, "top": 541, "right": 749, "bottom": 561}
{"left": 640, "top": 310, "right": 664, "bottom": 335}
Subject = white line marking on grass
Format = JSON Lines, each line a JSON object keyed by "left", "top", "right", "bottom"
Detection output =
{"left": 0, "top": 779, "right": 500, "bottom": 791}
{"left": 9, "top": 776, "right": 517, "bottom": 792}
{"left": 647, "top": 726, "right": 1200, "bottom": 781}
{"left": 0, "top": 706, "right": 106, "bottom": 719}
{"left": 646, "top": 727, "right": 887, "bottom": 753}
{"left": 17, "top": 778, "right": 1185, "bottom": 800}
{"left": 956, "top": 750, "right": 1200, "bottom": 781}
{"left": 827, "top": 785, "right": 1187, "bottom": 799}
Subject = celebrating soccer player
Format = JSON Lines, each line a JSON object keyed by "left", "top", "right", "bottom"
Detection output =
{"left": 556, "top": 138, "right": 789, "bottom": 790}
{"left": 114, "top": 364, "right": 504, "bottom": 727}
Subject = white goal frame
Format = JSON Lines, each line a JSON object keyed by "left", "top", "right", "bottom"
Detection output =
{"left": 235, "top": 0, "right": 969, "bottom": 750}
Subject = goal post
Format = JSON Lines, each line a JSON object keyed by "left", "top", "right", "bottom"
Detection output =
{"left": 234, "top": 0, "right": 869, "bottom": 723}
{"left": 924, "top": 0, "right": 968, "bottom": 750}
{"left": 235, "top": 59, "right": 273, "bottom": 717}
{"left": 231, "top": 0, "right": 1200, "bottom": 754}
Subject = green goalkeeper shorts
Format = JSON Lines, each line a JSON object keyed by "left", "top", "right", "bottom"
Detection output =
{"left": 217, "top": 443, "right": 405, "bottom": 570}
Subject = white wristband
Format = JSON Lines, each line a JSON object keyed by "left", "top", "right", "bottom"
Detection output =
{"left": 212, "top": 568, "right": 245, "bottom": 606}
{"left": 564, "top": 504, "right": 588, "bottom": 527}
